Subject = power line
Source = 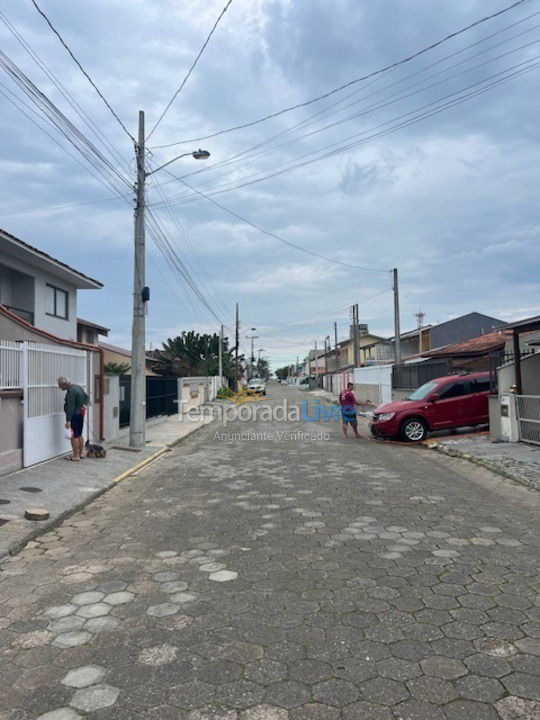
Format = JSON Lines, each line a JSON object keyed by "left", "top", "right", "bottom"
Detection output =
{"left": 29, "top": 0, "right": 135, "bottom": 143}
{"left": 158, "top": 54, "right": 539, "bottom": 206}
{"left": 146, "top": 0, "right": 234, "bottom": 141}
{"left": 151, "top": 0, "right": 530, "bottom": 149}
{"left": 159, "top": 172, "right": 390, "bottom": 273}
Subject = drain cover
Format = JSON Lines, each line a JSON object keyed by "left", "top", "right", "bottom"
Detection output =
{"left": 19, "top": 487, "right": 42, "bottom": 493}
{"left": 0, "top": 499, "right": 11, "bottom": 505}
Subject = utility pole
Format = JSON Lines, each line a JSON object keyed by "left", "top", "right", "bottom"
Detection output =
{"left": 129, "top": 110, "right": 146, "bottom": 449}
{"left": 218, "top": 324, "right": 223, "bottom": 385}
{"left": 296, "top": 355, "right": 299, "bottom": 377}
{"left": 314, "top": 339, "right": 319, "bottom": 385}
{"left": 393, "top": 268, "right": 401, "bottom": 365}
{"left": 334, "top": 321, "right": 338, "bottom": 371}
{"left": 245, "top": 331, "right": 258, "bottom": 380}
{"left": 416, "top": 310, "right": 425, "bottom": 355}
{"left": 235, "top": 302, "right": 239, "bottom": 390}
{"left": 352, "top": 304, "right": 360, "bottom": 368}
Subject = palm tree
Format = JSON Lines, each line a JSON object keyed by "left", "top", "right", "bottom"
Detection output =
{"left": 152, "top": 331, "right": 238, "bottom": 379}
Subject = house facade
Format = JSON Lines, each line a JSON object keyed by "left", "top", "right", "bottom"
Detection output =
{"left": 0, "top": 229, "right": 102, "bottom": 340}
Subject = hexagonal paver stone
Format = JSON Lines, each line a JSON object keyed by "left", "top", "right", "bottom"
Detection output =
{"left": 495, "top": 696, "right": 540, "bottom": 720}
{"left": 75, "top": 603, "right": 111, "bottom": 619}
{"left": 168, "top": 680, "right": 215, "bottom": 710}
{"left": 48, "top": 616, "right": 86, "bottom": 634}
{"left": 288, "top": 659, "right": 332, "bottom": 684}
{"left": 420, "top": 655, "right": 467, "bottom": 679}
{"left": 97, "top": 580, "right": 127, "bottom": 593}
{"left": 209, "top": 570, "right": 238, "bottom": 582}
{"left": 393, "top": 698, "right": 446, "bottom": 720}
{"left": 170, "top": 592, "right": 198, "bottom": 604}
{"left": 70, "top": 683, "right": 120, "bottom": 712}
{"left": 287, "top": 704, "right": 340, "bottom": 720}
{"left": 376, "top": 658, "right": 422, "bottom": 682}
{"left": 156, "top": 551, "right": 177, "bottom": 558}
{"left": 265, "top": 680, "right": 312, "bottom": 708}
{"left": 146, "top": 603, "right": 180, "bottom": 617}
{"left": 138, "top": 644, "right": 178, "bottom": 666}
{"left": 160, "top": 581, "right": 189, "bottom": 594}
{"left": 312, "top": 678, "right": 359, "bottom": 707}
{"left": 197, "top": 660, "right": 243, "bottom": 685}
{"left": 62, "top": 665, "right": 107, "bottom": 688}
{"left": 153, "top": 572, "right": 179, "bottom": 583}
{"left": 341, "top": 700, "right": 393, "bottom": 720}
{"left": 515, "top": 638, "right": 540, "bottom": 656}
{"left": 240, "top": 705, "right": 289, "bottom": 720}
{"left": 216, "top": 680, "right": 265, "bottom": 709}
{"left": 455, "top": 674, "right": 505, "bottom": 703}
{"left": 52, "top": 631, "right": 92, "bottom": 648}
{"left": 360, "top": 677, "right": 409, "bottom": 706}
{"left": 443, "top": 699, "right": 499, "bottom": 720}
{"left": 85, "top": 616, "right": 119, "bottom": 633}
{"left": 71, "top": 591, "right": 105, "bottom": 606}
{"left": 36, "top": 709, "right": 82, "bottom": 720}
{"left": 502, "top": 672, "right": 540, "bottom": 701}
{"left": 406, "top": 676, "right": 458, "bottom": 705}
{"left": 103, "top": 591, "right": 134, "bottom": 605}
{"left": 44, "top": 604, "right": 77, "bottom": 619}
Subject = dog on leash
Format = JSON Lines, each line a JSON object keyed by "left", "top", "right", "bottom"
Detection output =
{"left": 85, "top": 440, "right": 107, "bottom": 458}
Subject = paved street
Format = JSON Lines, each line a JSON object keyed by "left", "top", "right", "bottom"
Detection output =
{"left": 1, "top": 383, "right": 540, "bottom": 719}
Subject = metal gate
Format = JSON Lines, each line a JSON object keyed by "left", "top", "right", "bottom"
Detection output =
{"left": 516, "top": 395, "right": 540, "bottom": 445}
{"left": 22, "top": 342, "right": 90, "bottom": 467}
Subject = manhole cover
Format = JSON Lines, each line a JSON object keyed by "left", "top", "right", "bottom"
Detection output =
{"left": 19, "top": 487, "right": 42, "bottom": 493}
{"left": 0, "top": 499, "right": 11, "bottom": 505}
{"left": 0, "top": 519, "right": 10, "bottom": 527}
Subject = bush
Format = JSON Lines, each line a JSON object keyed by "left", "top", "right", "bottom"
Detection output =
{"left": 217, "top": 386, "right": 234, "bottom": 399}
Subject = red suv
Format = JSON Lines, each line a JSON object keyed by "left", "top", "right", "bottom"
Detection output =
{"left": 370, "top": 372, "right": 491, "bottom": 442}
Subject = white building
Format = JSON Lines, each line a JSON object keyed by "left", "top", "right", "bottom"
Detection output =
{"left": 0, "top": 228, "right": 102, "bottom": 340}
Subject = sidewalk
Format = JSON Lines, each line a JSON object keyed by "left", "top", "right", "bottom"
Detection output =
{"left": 0, "top": 414, "right": 212, "bottom": 561}
{"left": 426, "top": 432, "right": 540, "bottom": 491}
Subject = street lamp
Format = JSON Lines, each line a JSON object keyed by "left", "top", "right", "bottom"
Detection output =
{"left": 129, "top": 108, "right": 210, "bottom": 449}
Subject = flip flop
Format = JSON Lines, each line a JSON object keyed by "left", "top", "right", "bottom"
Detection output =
{"left": 64, "top": 456, "right": 80, "bottom": 462}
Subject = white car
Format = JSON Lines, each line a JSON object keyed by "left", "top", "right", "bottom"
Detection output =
{"left": 247, "top": 378, "right": 266, "bottom": 395}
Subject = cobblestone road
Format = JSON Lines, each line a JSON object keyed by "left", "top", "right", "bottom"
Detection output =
{"left": 1, "top": 384, "right": 540, "bottom": 719}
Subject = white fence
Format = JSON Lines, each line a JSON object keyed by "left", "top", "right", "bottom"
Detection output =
{"left": 353, "top": 364, "right": 392, "bottom": 405}
{"left": 0, "top": 340, "right": 22, "bottom": 389}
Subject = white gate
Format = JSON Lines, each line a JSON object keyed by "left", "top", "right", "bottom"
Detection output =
{"left": 22, "top": 342, "right": 90, "bottom": 467}
{"left": 516, "top": 395, "right": 540, "bottom": 446}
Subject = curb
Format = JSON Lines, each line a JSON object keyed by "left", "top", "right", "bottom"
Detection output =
{"left": 0, "top": 420, "right": 213, "bottom": 562}
{"left": 426, "top": 441, "right": 540, "bottom": 492}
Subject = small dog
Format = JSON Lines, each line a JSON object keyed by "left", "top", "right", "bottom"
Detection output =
{"left": 85, "top": 440, "right": 107, "bottom": 458}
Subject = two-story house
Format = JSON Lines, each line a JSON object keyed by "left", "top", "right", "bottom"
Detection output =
{"left": 0, "top": 228, "right": 102, "bottom": 340}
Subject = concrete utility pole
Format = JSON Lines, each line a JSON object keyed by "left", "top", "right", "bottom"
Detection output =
{"left": 129, "top": 111, "right": 146, "bottom": 449}
{"left": 352, "top": 304, "right": 360, "bottom": 368}
{"left": 296, "top": 355, "right": 299, "bottom": 377}
{"left": 246, "top": 331, "right": 258, "bottom": 379}
{"left": 218, "top": 324, "right": 223, "bottom": 385}
{"left": 235, "top": 303, "right": 239, "bottom": 390}
{"left": 334, "top": 321, "right": 339, "bottom": 371}
{"left": 416, "top": 310, "right": 425, "bottom": 355}
{"left": 314, "top": 340, "right": 319, "bottom": 384}
{"left": 393, "top": 268, "right": 401, "bottom": 365}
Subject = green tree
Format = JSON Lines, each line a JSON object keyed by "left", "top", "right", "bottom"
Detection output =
{"left": 152, "top": 331, "right": 239, "bottom": 379}
{"left": 275, "top": 365, "right": 290, "bottom": 380}
{"left": 104, "top": 361, "right": 130, "bottom": 374}
{"left": 255, "top": 357, "right": 269, "bottom": 379}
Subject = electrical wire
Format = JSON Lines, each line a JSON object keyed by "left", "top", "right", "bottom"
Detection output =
{"left": 158, "top": 54, "right": 539, "bottom": 205}
{"left": 151, "top": 0, "right": 530, "bottom": 149}
{"left": 159, "top": 171, "right": 390, "bottom": 273}
{"left": 146, "top": 0, "right": 234, "bottom": 141}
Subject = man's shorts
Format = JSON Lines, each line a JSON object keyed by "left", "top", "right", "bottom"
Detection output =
{"left": 70, "top": 413, "right": 84, "bottom": 438}
{"left": 341, "top": 408, "right": 357, "bottom": 427}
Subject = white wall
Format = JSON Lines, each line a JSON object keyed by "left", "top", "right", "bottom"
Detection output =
{"left": 354, "top": 365, "right": 393, "bottom": 404}
{"left": 0, "top": 253, "right": 77, "bottom": 340}
{"left": 498, "top": 354, "right": 540, "bottom": 395}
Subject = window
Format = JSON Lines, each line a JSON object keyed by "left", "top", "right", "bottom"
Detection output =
{"left": 46, "top": 284, "right": 68, "bottom": 319}
{"left": 438, "top": 381, "right": 469, "bottom": 400}
{"left": 470, "top": 378, "right": 490, "bottom": 393}
{"left": 407, "top": 381, "right": 438, "bottom": 401}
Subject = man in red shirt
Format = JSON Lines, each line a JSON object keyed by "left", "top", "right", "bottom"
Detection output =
{"left": 339, "top": 382, "right": 361, "bottom": 439}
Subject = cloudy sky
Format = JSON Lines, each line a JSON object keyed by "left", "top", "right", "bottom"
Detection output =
{"left": 1, "top": 0, "right": 539, "bottom": 368}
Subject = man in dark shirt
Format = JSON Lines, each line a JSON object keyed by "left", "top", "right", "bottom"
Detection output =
{"left": 58, "top": 376, "right": 89, "bottom": 461}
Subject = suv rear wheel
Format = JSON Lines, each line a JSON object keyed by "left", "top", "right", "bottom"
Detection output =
{"left": 400, "top": 417, "right": 428, "bottom": 442}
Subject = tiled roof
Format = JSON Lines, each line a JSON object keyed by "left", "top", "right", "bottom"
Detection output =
{"left": 77, "top": 318, "right": 110, "bottom": 334}
{"left": 422, "top": 330, "right": 511, "bottom": 358}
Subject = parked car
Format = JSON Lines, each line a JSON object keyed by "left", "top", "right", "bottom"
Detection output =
{"left": 247, "top": 378, "right": 266, "bottom": 395}
{"left": 370, "top": 372, "right": 491, "bottom": 442}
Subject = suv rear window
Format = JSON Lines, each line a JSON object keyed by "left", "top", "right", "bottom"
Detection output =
{"left": 470, "top": 378, "right": 490, "bottom": 393}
